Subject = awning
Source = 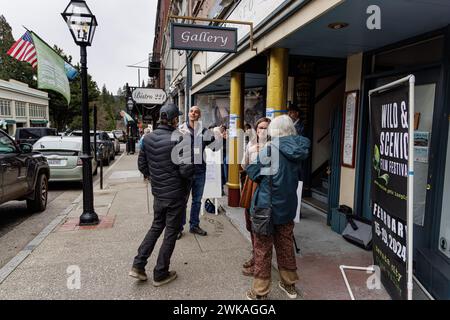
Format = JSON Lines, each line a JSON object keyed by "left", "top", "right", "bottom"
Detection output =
{"left": 30, "top": 119, "right": 48, "bottom": 124}
{"left": 5, "top": 119, "right": 16, "bottom": 124}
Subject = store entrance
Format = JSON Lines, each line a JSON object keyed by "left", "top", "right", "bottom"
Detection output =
{"left": 291, "top": 57, "right": 346, "bottom": 217}
{"left": 357, "top": 33, "right": 450, "bottom": 298}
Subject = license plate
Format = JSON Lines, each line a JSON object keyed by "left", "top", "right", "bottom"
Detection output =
{"left": 48, "top": 159, "right": 63, "bottom": 166}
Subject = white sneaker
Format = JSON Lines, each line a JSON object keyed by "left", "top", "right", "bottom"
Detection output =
{"left": 279, "top": 281, "right": 298, "bottom": 299}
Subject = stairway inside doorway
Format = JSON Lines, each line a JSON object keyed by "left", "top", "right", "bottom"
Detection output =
{"left": 303, "top": 162, "right": 329, "bottom": 213}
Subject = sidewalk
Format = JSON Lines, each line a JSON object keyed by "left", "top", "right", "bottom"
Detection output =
{"left": 221, "top": 201, "right": 391, "bottom": 300}
{"left": 0, "top": 153, "right": 288, "bottom": 300}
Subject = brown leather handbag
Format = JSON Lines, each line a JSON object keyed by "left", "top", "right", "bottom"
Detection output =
{"left": 239, "top": 175, "right": 258, "bottom": 209}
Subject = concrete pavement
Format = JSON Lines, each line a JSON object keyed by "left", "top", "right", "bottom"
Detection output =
{"left": 0, "top": 153, "right": 289, "bottom": 300}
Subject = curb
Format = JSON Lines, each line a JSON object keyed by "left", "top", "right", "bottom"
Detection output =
{"left": 0, "top": 151, "right": 127, "bottom": 285}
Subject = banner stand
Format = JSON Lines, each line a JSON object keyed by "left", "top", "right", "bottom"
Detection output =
{"left": 339, "top": 265, "right": 375, "bottom": 300}
{"left": 368, "top": 75, "right": 415, "bottom": 300}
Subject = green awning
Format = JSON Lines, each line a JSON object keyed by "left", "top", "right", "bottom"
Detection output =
{"left": 30, "top": 119, "right": 48, "bottom": 124}
{"left": 5, "top": 119, "right": 16, "bottom": 124}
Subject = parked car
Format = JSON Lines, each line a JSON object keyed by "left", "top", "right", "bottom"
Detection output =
{"left": 107, "top": 132, "right": 121, "bottom": 154}
{"left": 15, "top": 127, "right": 57, "bottom": 146}
{"left": 33, "top": 136, "right": 98, "bottom": 183}
{"left": 68, "top": 130, "right": 115, "bottom": 165}
{"left": 112, "top": 130, "right": 126, "bottom": 143}
{"left": 0, "top": 129, "right": 50, "bottom": 212}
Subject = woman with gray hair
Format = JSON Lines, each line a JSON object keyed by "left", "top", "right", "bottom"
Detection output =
{"left": 245, "top": 115, "right": 310, "bottom": 300}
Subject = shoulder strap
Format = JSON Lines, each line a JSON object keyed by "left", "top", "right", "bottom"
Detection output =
{"left": 268, "top": 143, "right": 273, "bottom": 208}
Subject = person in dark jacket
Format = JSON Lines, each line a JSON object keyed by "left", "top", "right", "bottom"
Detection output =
{"left": 178, "top": 106, "right": 215, "bottom": 238}
{"left": 245, "top": 115, "right": 310, "bottom": 300}
{"left": 129, "top": 103, "right": 194, "bottom": 287}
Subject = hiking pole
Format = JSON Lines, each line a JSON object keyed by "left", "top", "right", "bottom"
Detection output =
{"left": 293, "top": 236, "right": 300, "bottom": 254}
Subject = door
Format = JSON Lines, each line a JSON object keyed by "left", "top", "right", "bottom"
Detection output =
{"left": 0, "top": 132, "right": 27, "bottom": 201}
{"left": 361, "top": 67, "right": 442, "bottom": 260}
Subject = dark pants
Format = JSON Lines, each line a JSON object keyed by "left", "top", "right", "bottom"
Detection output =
{"left": 182, "top": 171, "right": 206, "bottom": 230}
{"left": 127, "top": 137, "right": 135, "bottom": 154}
{"left": 133, "top": 197, "right": 186, "bottom": 281}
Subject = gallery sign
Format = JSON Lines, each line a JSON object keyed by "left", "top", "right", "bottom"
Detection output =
{"left": 131, "top": 88, "right": 166, "bottom": 105}
{"left": 171, "top": 23, "right": 237, "bottom": 53}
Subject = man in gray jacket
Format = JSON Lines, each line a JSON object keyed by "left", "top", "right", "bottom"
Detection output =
{"left": 129, "top": 103, "right": 193, "bottom": 286}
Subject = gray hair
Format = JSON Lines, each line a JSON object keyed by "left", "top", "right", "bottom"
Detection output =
{"left": 268, "top": 115, "right": 297, "bottom": 138}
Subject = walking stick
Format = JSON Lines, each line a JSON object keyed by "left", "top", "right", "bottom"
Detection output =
{"left": 293, "top": 236, "right": 300, "bottom": 254}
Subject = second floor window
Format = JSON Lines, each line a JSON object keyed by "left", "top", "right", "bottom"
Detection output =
{"left": 16, "top": 101, "right": 26, "bottom": 117}
{"left": 29, "top": 104, "right": 47, "bottom": 118}
{"left": 0, "top": 99, "right": 12, "bottom": 116}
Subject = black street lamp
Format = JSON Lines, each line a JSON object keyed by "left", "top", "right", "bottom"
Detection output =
{"left": 62, "top": 0, "right": 99, "bottom": 226}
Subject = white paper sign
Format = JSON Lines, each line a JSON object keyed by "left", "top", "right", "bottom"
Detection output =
{"left": 229, "top": 114, "right": 238, "bottom": 138}
{"left": 266, "top": 108, "right": 275, "bottom": 120}
{"left": 343, "top": 92, "right": 358, "bottom": 167}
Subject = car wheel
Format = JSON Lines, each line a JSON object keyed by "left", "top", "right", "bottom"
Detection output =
{"left": 110, "top": 149, "right": 115, "bottom": 161}
{"left": 27, "top": 173, "right": 48, "bottom": 213}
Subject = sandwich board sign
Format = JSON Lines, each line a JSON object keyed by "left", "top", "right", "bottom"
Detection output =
{"left": 201, "top": 148, "right": 223, "bottom": 215}
{"left": 369, "top": 75, "right": 415, "bottom": 300}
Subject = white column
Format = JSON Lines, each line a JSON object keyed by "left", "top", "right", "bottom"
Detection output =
{"left": 10, "top": 100, "right": 16, "bottom": 135}
{"left": 25, "top": 102, "right": 30, "bottom": 127}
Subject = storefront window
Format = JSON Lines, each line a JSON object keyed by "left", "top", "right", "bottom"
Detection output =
{"left": 195, "top": 89, "right": 265, "bottom": 129}
{"left": 439, "top": 125, "right": 450, "bottom": 259}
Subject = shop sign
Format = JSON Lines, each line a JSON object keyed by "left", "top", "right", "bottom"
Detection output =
{"left": 229, "top": 114, "right": 238, "bottom": 138}
{"left": 370, "top": 85, "right": 410, "bottom": 300}
{"left": 171, "top": 23, "right": 237, "bottom": 53}
{"left": 132, "top": 88, "right": 166, "bottom": 105}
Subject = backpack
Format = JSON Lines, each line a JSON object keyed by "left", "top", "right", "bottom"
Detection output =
{"left": 204, "top": 199, "right": 216, "bottom": 214}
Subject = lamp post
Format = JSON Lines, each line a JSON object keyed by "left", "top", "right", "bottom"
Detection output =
{"left": 62, "top": 0, "right": 99, "bottom": 225}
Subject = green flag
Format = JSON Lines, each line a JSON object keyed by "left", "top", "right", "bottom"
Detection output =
{"left": 31, "top": 32, "right": 71, "bottom": 104}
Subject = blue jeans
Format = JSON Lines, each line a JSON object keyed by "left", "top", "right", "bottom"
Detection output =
{"left": 182, "top": 172, "right": 206, "bottom": 230}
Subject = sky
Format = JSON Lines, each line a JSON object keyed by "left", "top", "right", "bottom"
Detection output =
{"left": 1, "top": 0, "right": 157, "bottom": 95}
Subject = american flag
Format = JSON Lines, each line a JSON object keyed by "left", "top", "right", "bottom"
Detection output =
{"left": 7, "top": 31, "right": 37, "bottom": 68}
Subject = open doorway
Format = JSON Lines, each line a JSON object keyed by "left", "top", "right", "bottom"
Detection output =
{"left": 289, "top": 57, "right": 347, "bottom": 217}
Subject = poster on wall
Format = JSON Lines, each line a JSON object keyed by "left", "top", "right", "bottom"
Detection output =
{"left": 342, "top": 91, "right": 358, "bottom": 168}
{"left": 414, "top": 131, "right": 430, "bottom": 163}
{"left": 370, "top": 84, "right": 410, "bottom": 300}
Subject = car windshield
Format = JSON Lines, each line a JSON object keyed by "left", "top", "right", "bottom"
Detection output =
{"left": 18, "top": 128, "right": 56, "bottom": 139}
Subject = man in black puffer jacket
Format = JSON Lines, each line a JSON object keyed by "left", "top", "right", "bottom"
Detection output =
{"left": 129, "top": 103, "right": 193, "bottom": 287}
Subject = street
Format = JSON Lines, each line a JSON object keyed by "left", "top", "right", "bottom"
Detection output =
{"left": 0, "top": 146, "right": 124, "bottom": 269}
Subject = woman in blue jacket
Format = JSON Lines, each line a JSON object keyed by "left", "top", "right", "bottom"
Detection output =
{"left": 245, "top": 115, "right": 310, "bottom": 300}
